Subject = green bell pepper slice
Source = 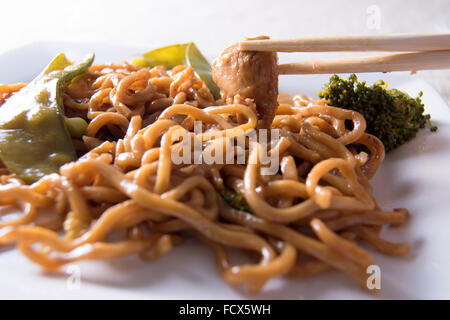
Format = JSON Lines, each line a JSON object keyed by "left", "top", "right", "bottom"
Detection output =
{"left": 0, "top": 53, "right": 94, "bottom": 183}
{"left": 133, "top": 42, "right": 220, "bottom": 100}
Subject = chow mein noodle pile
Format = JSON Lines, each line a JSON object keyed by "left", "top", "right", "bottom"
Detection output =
{"left": 0, "top": 62, "right": 410, "bottom": 293}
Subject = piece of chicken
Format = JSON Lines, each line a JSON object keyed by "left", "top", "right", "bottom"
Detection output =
{"left": 212, "top": 37, "right": 278, "bottom": 128}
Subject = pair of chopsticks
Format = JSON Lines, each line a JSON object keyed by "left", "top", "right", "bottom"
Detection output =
{"left": 239, "top": 34, "right": 450, "bottom": 74}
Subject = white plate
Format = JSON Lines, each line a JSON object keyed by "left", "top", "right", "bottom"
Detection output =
{"left": 1, "top": 42, "right": 450, "bottom": 299}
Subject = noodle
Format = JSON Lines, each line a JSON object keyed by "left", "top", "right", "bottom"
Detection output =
{"left": 0, "top": 61, "right": 409, "bottom": 293}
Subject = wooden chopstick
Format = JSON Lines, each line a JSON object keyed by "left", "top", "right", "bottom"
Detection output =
{"left": 278, "top": 50, "right": 450, "bottom": 74}
{"left": 239, "top": 34, "right": 450, "bottom": 52}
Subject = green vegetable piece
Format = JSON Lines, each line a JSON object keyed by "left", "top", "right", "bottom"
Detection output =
{"left": 133, "top": 42, "right": 220, "bottom": 100}
{"left": 133, "top": 43, "right": 189, "bottom": 69}
{"left": 318, "top": 74, "right": 437, "bottom": 152}
{"left": 0, "top": 53, "right": 94, "bottom": 182}
{"left": 219, "top": 189, "right": 252, "bottom": 213}
{"left": 64, "top": 116, "right": 88, "bottom": 138}
{"left": 185, "top": 43, "right": 221, "bottom": 101}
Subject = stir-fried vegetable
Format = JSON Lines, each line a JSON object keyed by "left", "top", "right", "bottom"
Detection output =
{"left": 0, "top": 53, "right": 94, "bottom": 182}
{"left": 133, "top": 42, "right": 220, "bottom": 100}
{"left": 219, "top": 189, "right": 252, "bottom": 213}
{"left": 64, "top": 116, "right": 88, "bottom": 139}
{"left": 318, "top": 74, "right": 437, "bottom": 152}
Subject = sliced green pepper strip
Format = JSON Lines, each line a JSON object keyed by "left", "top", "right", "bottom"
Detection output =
{"left": 133, "top": 42, "right": 220, "bottom": 100}
{"left": 133, "top": 43, "right": 189, "bottom": 69}
{"left": 0, "top": 53, "right": 94, "bottom": 183}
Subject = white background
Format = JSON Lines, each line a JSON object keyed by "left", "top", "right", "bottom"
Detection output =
{"left": 0, "top": 0, "right": 449, "bottom": 103}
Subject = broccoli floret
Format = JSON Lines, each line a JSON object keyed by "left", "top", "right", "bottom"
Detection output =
{"left": 219, "top": 189, "right": 252, "bottom": 213}
{"left": 318, "top": 74, "right": 437, "bottom": 152}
